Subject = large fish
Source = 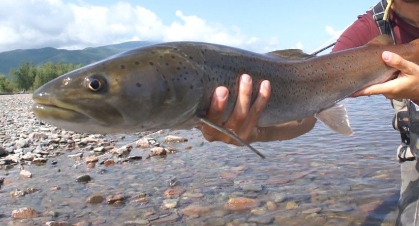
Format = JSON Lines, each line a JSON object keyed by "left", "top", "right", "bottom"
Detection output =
{"left": 32, "top": 35, "right": 419, "bottom": 158}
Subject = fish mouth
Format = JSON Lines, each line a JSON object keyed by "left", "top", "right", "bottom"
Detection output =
{"left": 32, "top": 101, "right": 90, "bottom": 124}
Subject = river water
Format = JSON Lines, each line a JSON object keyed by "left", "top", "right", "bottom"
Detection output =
{"left": 0, "top": 95, "right": 403, "bottom": 225}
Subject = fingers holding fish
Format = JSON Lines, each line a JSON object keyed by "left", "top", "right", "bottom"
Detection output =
{"left": 239, "top": 80, "right": 271, "bottom": 142}
{"left": 201, "top": 87, "right": 229, "bottom": 142}
{"left": 224, "top": 74, "right": 253, "bottom": 132}
{"left": 353, "top": 51, "right": 419, "bottom": 100}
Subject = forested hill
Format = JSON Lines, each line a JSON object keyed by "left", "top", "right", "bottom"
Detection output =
{"left": 0, "top": 41, "right": 152, "bottom": 75}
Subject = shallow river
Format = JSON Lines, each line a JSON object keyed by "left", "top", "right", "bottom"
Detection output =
{"left": 0, "top": 95, "right": 403, "bottom": 225}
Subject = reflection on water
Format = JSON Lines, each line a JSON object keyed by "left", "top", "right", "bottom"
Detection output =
{"left": 0, "top": 96, "right": 402, "bottom": 225}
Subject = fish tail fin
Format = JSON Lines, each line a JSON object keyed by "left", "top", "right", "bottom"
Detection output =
{"left": 199, "top": 117, "right": 266, "bottom": 159}
{"left": 315, "top": 104, "right": 353, "bottom": 136}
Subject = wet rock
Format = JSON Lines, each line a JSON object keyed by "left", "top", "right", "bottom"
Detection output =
{"left": 10, "top": 189, "right": 27, "bottom": 198}
{"left": 0, "top": 146, "right": 7, "bottom": 156}
{"left": 248, "top": 216, "right": 274, "bottom": 224}
{"left": 93, "top": 147, "right": 105, "bottom": 153}
{"left": 266, "top": 201, "right": 278, "bottom": 211}
{"left": 111, "top": 145, "right": 131, "bottom": 156}
{"left": 151, "top": 213, "right": 179, "bottom": 224}
{"left": 180, "top": 205, "right": 211, "bottom": 216}
{"left": 85, "top": 156, "right": 99, "bottom": 163}
{"left": 241, "top": 184, "right": 263, "bottom": 192}
{"left": 86, "top": 194, "right": 104, "bottom": 204}
{"left": 302, "top": 207, "right": 322, "bottom": 214}
{"left": 271, "top": 192, "right": 287, "bottom": 203}
{"left": 136, "top": 137, "right": 158, "bottom": 148}
{"left": 123, "top": 220, "right": 149, "bottom": 225}
{"left": 76, "top": 174, "right": 91, "bottom": 183}
{"left": 107, "top": 195, "right": 125, "bottom": 204}
{"left": 251, "top": 207, "right": 268, "bottom": 216}
{"left": 206, "top": 218, "right": 226, "bottom": 226}
{"left": 225, "top": 197, "right": 258, "bottom": 211}
{"left": 183, "top": 191, "right": 204, "bottom": 198}
{"left": 43, "top": 211, "right": 60, "bottom": 217}
{"left": 164, "top": 187, "right": 185, "bottom": 198}
{"left": 103, "top": 159, "right": 115, "bottom": 166}
{"left": 286, "top": 201, "right": 299, "bottom": 210}
{"left": 15, "top": 138, "right": 29, "bottom": 148}
{"left": 11, "top": 207, "right": 37, "bottom": 219}
{"left": 73, "top": 220, "right": 91, "bottom": 226}
{"left": 33, "top": 157, "right": 48, "bottom": 164}
{"left": 150, "top": 147, "right": 167, "bottom": 156}
{"left": 164, "top": 135, "right": 188, "bottom": 143}
{"left": 86, "top": 162, "right": 95, "bottom": 168}
{"left": 45, "top": 221, "right": 69, "bottom": 226}
{"left": 20, "top": 169, "right": 32, "bottom": 178}
{"left": 68, "top": 153, "right": 83, "bottom": 160}
{"left": 29, "top": 132, "right": 48, "bottom": 141}
{"left": 163, "top": 199, "right": 178, "bottom": 209}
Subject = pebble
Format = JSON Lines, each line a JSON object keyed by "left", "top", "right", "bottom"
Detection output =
{"left": 103, "top": 159, "right": 115, "bottom": 166}
{"left": 162, "top": 199, "right": 178, "bottom": 209}
{"left": 225, "top": 197, "right": 258, "bottom": 211}
{"left": 150, "top": 147, "right": 167, "bottom": 156}
{"left": 248, "top": 216, "right": 274, "bottom": 224}
{"left": 76, "top": 174, "right": 91, "bottom": 183}
{"left": 183, "top": 191, "right": 204, "bottom": 198}
{"left": 85, "top": 156, "right": 99, "bottom": 163}
{"left": 11, "top": 207, "right": 37, "bottom": 219}
{"left": 206, "top": 218, "right": 226, "bottom": 226}
{"left": 251, "top": 207, "right": 268, "bottom": 216}
{"left": 164, "top": 187, "right": 185, "bottom": 198}
{"left": 123, "top": 220, "right": 149, "bottom": 225}
{"left": 164, "top": 135, "right": 188, "bottom": 143}
{"left": 266, "top": 201, "right": 278, "bottom": 211}
{"left": 107, "top": 195, "right": 125, "bottom": 204}
{"left": 93, "top": 147, "right": 105, "bottom": 153}
{"left": 180, "top": 205, "right": 211, "bottom": 216}
{"left": 286, "top": 201, "right": 299, "bottom": 210}
{"left": 0, "top": 146, "right": 7, "bottom": 156}
{"left": 20, "top": 169, "right": 32, "bottom": 178}
{"left": 111, "top": 145, "right": 131, "bottom": 156}
{"left": 86, "top": 194, "right": 104, "bottom": 204}
{"left": 240, "top": 184, "right": 263, "bottom": 192}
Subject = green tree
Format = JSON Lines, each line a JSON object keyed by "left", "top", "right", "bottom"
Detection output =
{"left": 10, "top": 62, "right": 37, "bottom": 91}
{"left": 0, "top": 76, "right": 14, "bottom": 93}
{"left": 32, "top": 62, "right": 82, "bottom": 90}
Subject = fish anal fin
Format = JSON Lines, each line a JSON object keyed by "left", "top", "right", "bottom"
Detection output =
{"left": 199, "top": 117, "right": 265, "bottom": 159}
{"left": 315, "top": 104, "right": 353, "bottom": 136}
{"left": 267, "top": 49, "right": 314, "bottom": 60}
{"left": 367, "top": 34, "right": 394, "bottom": 46}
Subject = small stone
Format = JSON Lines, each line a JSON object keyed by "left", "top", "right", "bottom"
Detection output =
{"left": 164, "top": 187, "right": 185, "bottom": 198}
{"left": 180, "top": 205, "right": 211, "bottom": 216}
{"left": 111, "top": 145, "right": 131, "bottom": 156}
{"left": 225, "top": 197, "right": 258, "bottom": 211}
{"left": 302, "top": 207, "right": 322, "bottom": 214}
{"left": 33, "top": 158, "right": 48, "bottom": 164}
{"left": 86, "top": 163, "right": 95, "bottom": 168}
{"left": 85, "top": 156, "right": 99, "bottom": 163}
{"left": 15, "top": 138, "right": 29, "bottom": 148}
{"left": 76, "top": 174, "right": 91, "bottom": 183}
{"left": 248, "top": 216, "right": 274, "bottom": 224}
{"left": 11, "top": 207, "right": 37, "bottom": 219}
{"left": 123, "top": 220, "right": 149, "bottom": 225}
{"left": 285, "top": 201, "right": 298, "bottom": 210}
{"left": 68, "top": 153, "right": 83, "bottom": 160}
{"left": 20, "top": 169, "right": 32, "bottom": 178}
{"left": 107, "top": 195, "right": 124, "bottom": 204}
{"left": 50, "top": 186, "right": 61, "bottom": 191}
{"left": 164, "top": 135, "right": 188, "bottom": 143}
{"left": 10, "top": 189, "right": 27, "bottom": 198}
{"left": 93, "top": 147, "right": 105, "bottom": 153}
{"left": 0, "top": 146, "right": 7, "bottom": 156}
{"left": 86, "top": 194, "right": 104, "bottom": 204}
{"left": 206, "top": 218, "right": 226, "bottom": 226}
{"left": 183, "top": 191, "right": 204, "bottom": 198}
{"left": 266, "top": 201, "right": 277, "bottom": 211}
{"left": 240, "top": 184, "right": 263, "bottom": 192}
{"left": 251, "top": 207, "right": 268, "bottom": 216}
{"left": 150, "top": 147, "right": 167, "bottom": 156}
{"left": 45, "top": 221, "right": 69, "bottom": 226}
{"left": 136, "top": 137, "right": 158, "bottom": 148}
{"left": 103, "top": 159, "right": 115, "bottom": 166}
{"left": 163, "top": 199, "right": 178, "bottom": 209}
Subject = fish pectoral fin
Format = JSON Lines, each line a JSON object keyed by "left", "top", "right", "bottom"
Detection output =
{"left": 315, "top": 104, "right": 353, "bottom": 136}
{"left": 199, "top": 117, "right": 266, "bottom": 159}
{"left": 366, "top": 34, "right": 394, "bottom": 46}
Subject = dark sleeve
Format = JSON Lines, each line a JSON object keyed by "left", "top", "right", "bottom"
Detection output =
{"left": 332, "top": 12, "right": 380, "bottom": 52}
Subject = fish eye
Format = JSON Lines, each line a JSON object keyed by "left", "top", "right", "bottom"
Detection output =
{"left": 88, "top": 79, "right": 101, "bottom": 91}
{"left": 85, "top": 75, "right": 107, "bottom": 93}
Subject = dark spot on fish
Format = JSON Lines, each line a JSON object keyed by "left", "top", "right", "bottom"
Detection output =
{"left": 136, "top": 83, "right": 142, "bottom": 88}
{"left": 179, "top": 61, "right": 183, "bottom": 65}
{"left": 190, "top": 85, "right": 193, "bottom": 89}
{"left": 171, "top": 55, "right": 176, "bottom": 59}
{"left": 149, "top": 62, "right": 154, "bottom": 66}
{"left": 167, "top": 88, "right": 170, "bottom": 92}
{"left": 165, "top": 63, "right": 169, "bottom": 66}
{"left": 177, "top": 67, "right": 181, "bottom": 71}
{"left": 135, "top": 61, "right": 139, "bottom": 65}
{"left": 120, "top": 65, "right": 125, "bottom": 69}
{"left": 189, "top": 56, "right": 193, "bottom": 60}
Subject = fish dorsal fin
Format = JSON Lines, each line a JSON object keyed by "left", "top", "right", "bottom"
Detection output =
{"left": 315, "top": 104, "right": 353, "bottom": 136}
{"left": 267, "top": 49, "right": 314, "bottom": 60}
{"left": 367, "top": 34, "right": 394, "bottom": 46}
{"left": 198, "top": 117, "right": 265, "bottom": 159}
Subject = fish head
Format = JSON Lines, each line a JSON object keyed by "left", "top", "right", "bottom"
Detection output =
{"left": 32, "top": 45, "right": 204, "bottom": 134}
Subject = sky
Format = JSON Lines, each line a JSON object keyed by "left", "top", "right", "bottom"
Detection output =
{"left": 0, "top": 0, "right": 378, "bottom": 54}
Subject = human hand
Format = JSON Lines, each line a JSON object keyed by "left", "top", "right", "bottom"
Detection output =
{"left": 199, "top": 74, "right": 316, "bottom": 145}
{"left": 352, "top": 51, "right": 419, "bottom": 101}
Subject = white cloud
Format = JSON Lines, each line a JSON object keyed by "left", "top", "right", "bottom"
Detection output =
{"left": 325, "top": 25, "right": 343, "bottom": 39}
{"left": 0, "top": 0, "right": 283, "bottom": 53}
